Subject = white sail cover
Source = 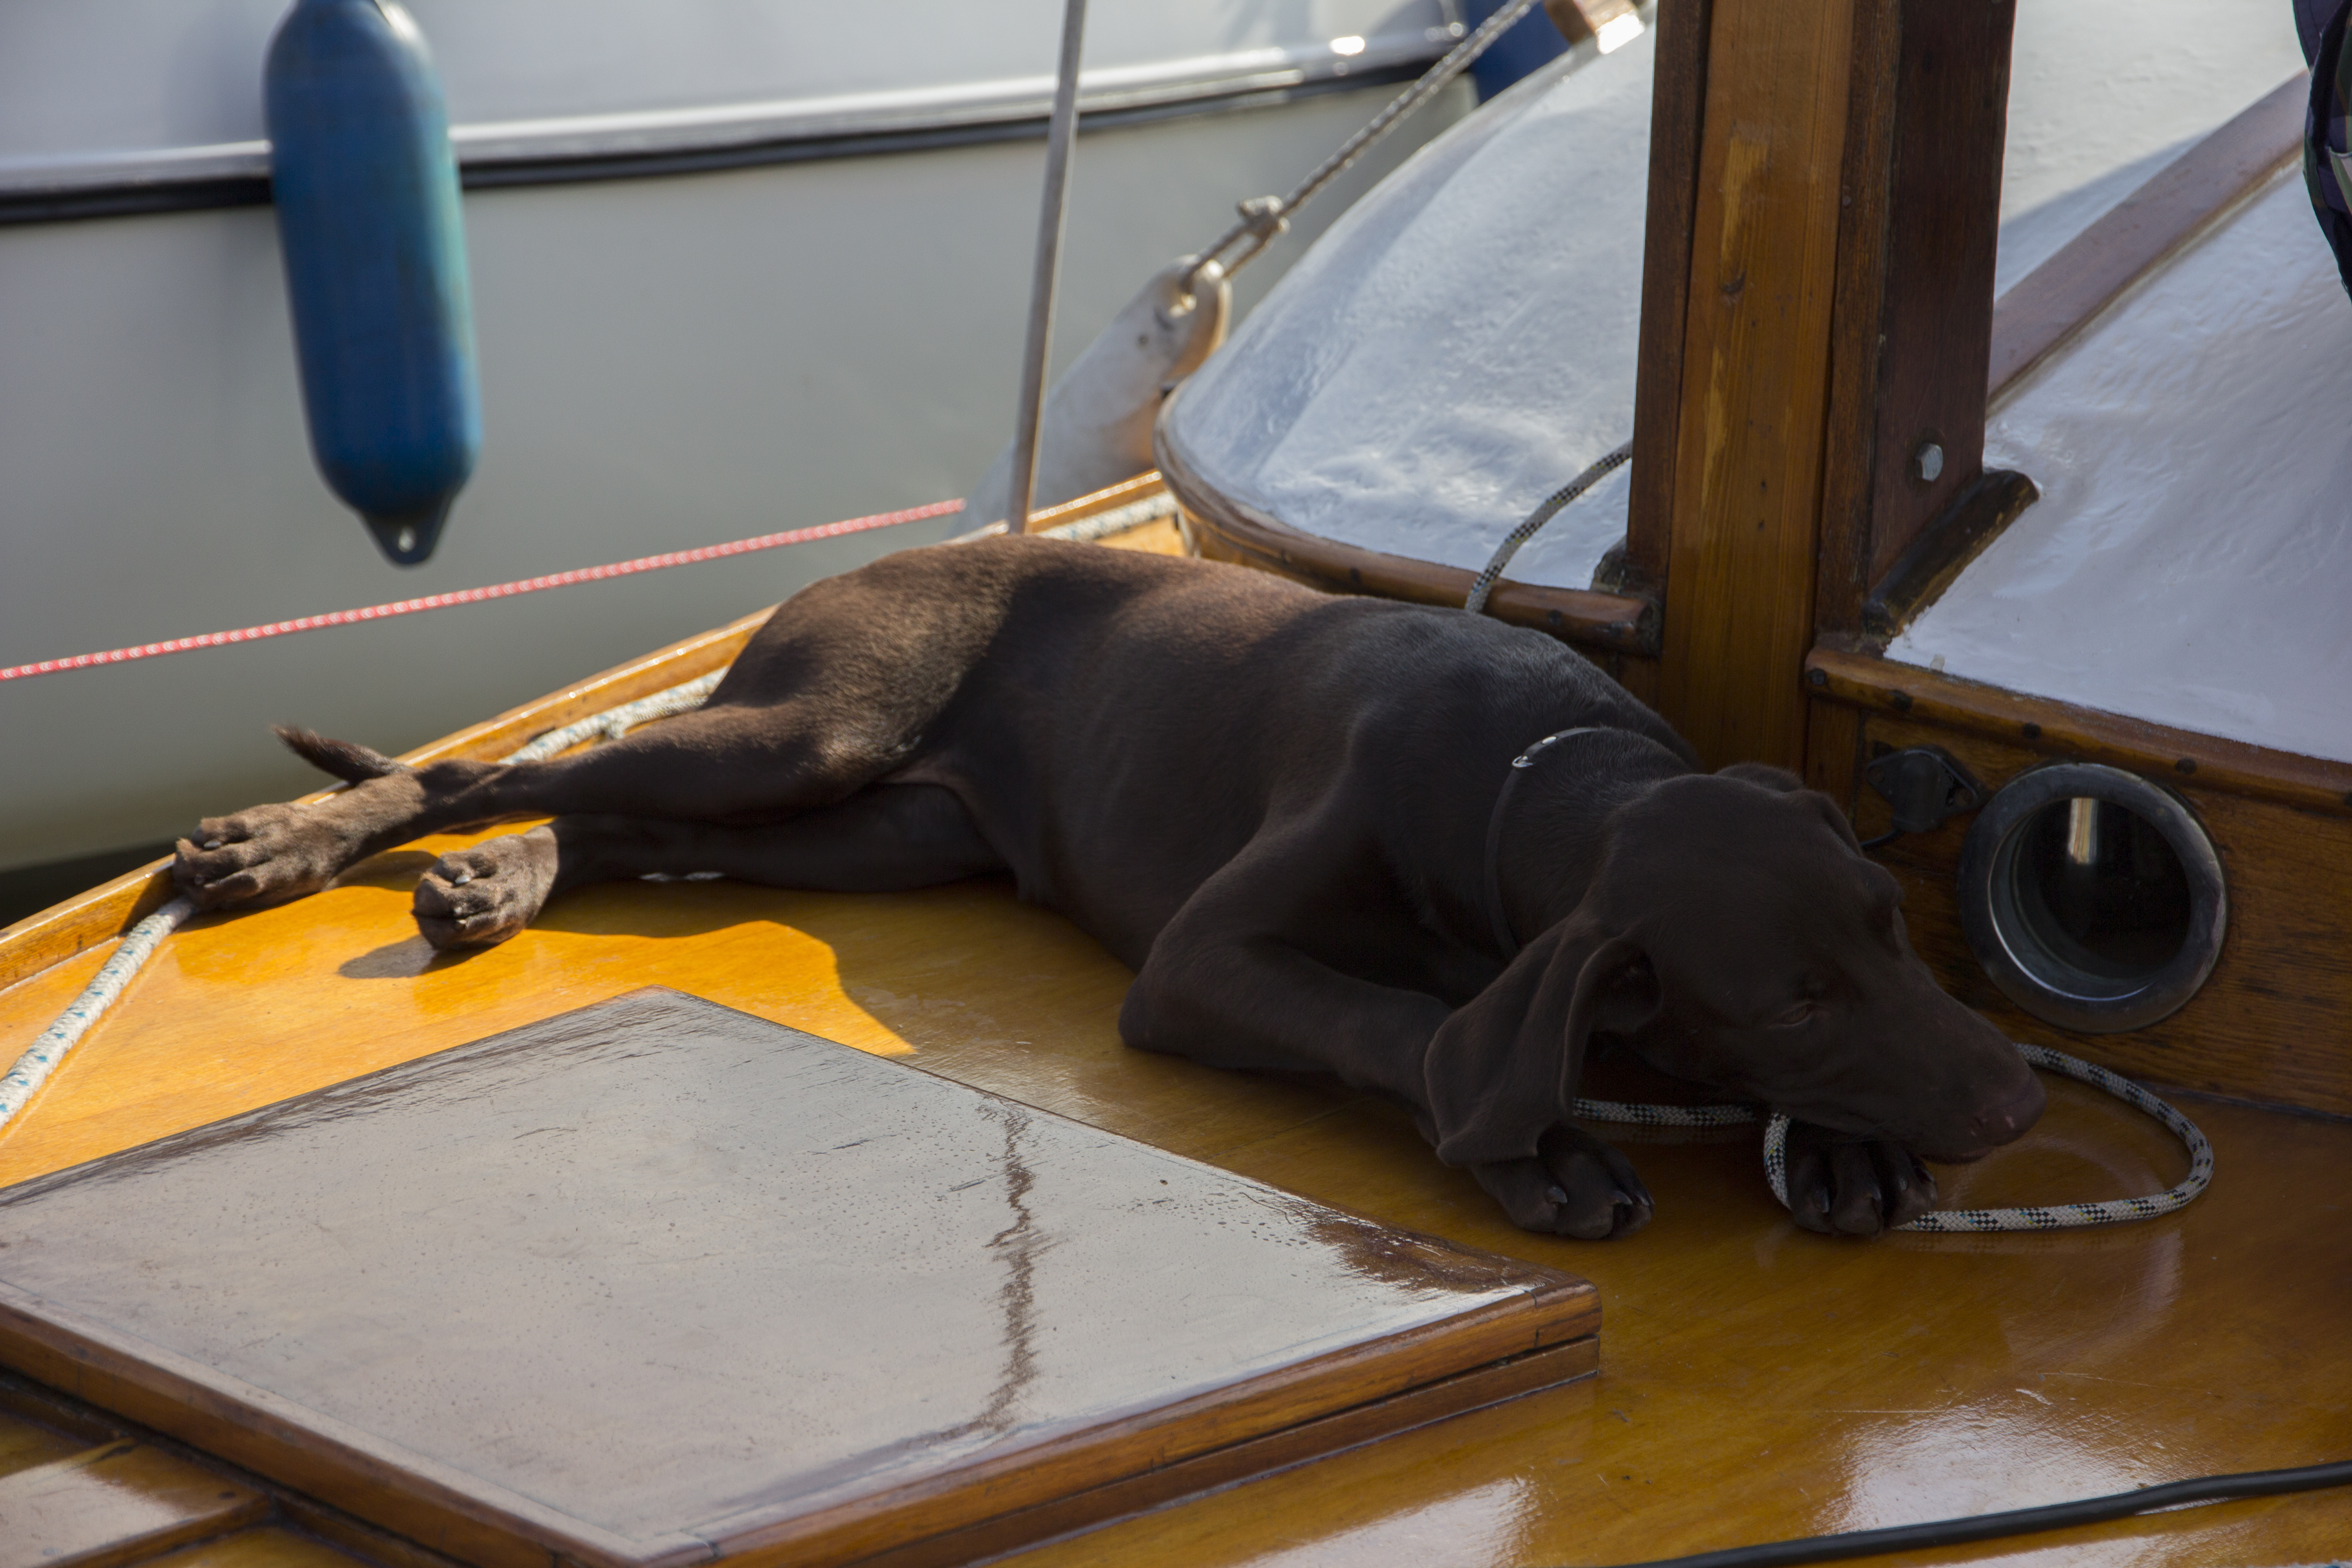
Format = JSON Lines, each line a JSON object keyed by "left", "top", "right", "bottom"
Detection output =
{"left": 1161, "top": 0, "right": 2307, "bottom": 596}
{"left": 1893, "top": 168, "right": 2352, "bottom": 764}
{"left": 1162, "top": 30, "right": 1653, "bottom": 592}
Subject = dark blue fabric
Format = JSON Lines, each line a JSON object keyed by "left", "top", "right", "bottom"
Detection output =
{"left": 2297, "top": 0, "right": 2335, "bottom": 63}
{"left": 265, "top": 0, "right": 480, "bottom": 564}
{"left": 2302, "top": 0, "right": 2352, "bottom": 302}
{"left": 1460, "top": 0, "right": 1572, "bottom": 101}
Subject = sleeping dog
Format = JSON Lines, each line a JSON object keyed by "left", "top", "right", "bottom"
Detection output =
{"left": 175, "top": 536, "right": 2043, "bottom": 1239}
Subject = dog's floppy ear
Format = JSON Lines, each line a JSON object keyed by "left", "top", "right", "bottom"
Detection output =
{"left": 1715, "top": 761, "right": 1803, "bottom": 793}
{"left": 1718, "top": 761, "right": 1865, "bottom": 852}
{"left": 1422, "top": 921, "right": 1658, "bottom": 1167}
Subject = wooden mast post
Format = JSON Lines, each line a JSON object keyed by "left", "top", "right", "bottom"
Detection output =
{"left": 1625, "top": 0, "right": 2016, "bottom": 781}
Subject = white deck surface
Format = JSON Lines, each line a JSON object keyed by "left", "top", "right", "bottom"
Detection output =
{"left": 1891, "top": 167, "right": 2352, "bottom": 764}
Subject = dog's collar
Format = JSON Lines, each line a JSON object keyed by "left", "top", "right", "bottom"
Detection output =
{"left": 1480, "top": 726, "right": 1605, "bottom": 962}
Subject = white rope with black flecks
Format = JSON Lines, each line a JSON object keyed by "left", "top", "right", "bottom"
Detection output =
{"left": 1577, "top": 1041, "right": 2213, "bottom": 1231}
{"left": 500, "top": 669, "right": 725, "bottom": 765}
{"left": 0, "top": 894, "right": 196, "bottom": 1131}
{"left": 1463, "top": 441, "right": 1633, "bottom": 615}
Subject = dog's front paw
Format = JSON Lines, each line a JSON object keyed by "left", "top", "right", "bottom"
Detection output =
{"left": 413, "top": 829, "right": 558, "bottom": 949}
{"left": 1782, "top": 1122, "right": 1936, "bottom": 1237}
{"left": 1471, "top": 1126, "right": 1653, "bottom": 1239}
{"left": 174, "top": 804, "right": 353, "bottom": 910}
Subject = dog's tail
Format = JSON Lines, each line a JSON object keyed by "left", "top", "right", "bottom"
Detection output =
{"left": 274, "top": 725, "right": 411, "bottom": 782}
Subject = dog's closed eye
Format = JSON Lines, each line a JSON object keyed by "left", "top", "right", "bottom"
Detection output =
{"left": 1766, "top": 998, "right": 1820, "bottom": 1029}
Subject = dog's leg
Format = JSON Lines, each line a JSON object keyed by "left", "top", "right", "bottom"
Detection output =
{"left": 1121, "top": 829, "right": 1656, "bottom": 1239}
{"left": 1779, "top": 1122, "right": 1937, "bottom": 1236}
{"left": 174, "top": 731, "right": 475, "bottom": 911}
{"left": 177, "top": 542, "right": 1031, "bottom": 912}
{"left": 175, "top": 696, "right": 927, "bottom": 912}
{"left": 1464, "top": 1128, "right": 1654, "bottom": 1241}
{"left": 1129, "top": 909, "right": 1650, "bottom": 1239}
{"left": 1118, "top": 833, "right": 1453, "bottom": 1093}
{"left": 410, "top": 785, "right": 1002, "bottom": 948}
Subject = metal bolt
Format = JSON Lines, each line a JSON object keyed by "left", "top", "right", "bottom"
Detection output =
{"left": 1914, "top": 441, "right": 1945, "bottom": 483}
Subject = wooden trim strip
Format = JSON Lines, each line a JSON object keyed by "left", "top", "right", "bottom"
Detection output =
{"left": 1157, "top": 423, "right": 1658, "bottom": 654}
{"left": 1987, "top": 72, "right": 2306, "bottom": 396}
{"left": 0, "top": 1261, "right": 1596, "bottom": 1568}
{"left": 1856, "top": 468, "right": 2039, "bottom": 643}
{"left": 1817, "top": 0, "right": 2018, "bottom": 633}
{"left": 1621, "top": 0, "right": 1715, "bottom": 599}
{"left": 706, "top": 1290, "right": 1598, "bottom": 1568}
{"left": 1021, "top": 470, "right": 1172, "bottom": 533}
{"left": 844, "top": 1336, "right": 1598, "bottom": 1568}
{"left": 1804, "top": 645, "right": 2352, "bottom": 816}
{"left": 0, "top": 1283, "right": 688, "bottom": 1568}
{"left": 0, "top": 608, "right": 775, "bottom": 994}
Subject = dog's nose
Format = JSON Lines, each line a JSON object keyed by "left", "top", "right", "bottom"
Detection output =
{"left": 1970, "top": 1072, "right": 2047, "bottom": 1147}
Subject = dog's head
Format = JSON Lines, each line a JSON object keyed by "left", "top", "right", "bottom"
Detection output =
{"left": 1426, "top": 764, "right": 2043, "bottom": 1168}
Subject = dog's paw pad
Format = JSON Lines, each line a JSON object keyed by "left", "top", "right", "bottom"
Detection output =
{"left": 1784, "top": 1128, "right": 1936, "bottom": 1237}
{"left": 172, "top": 805, "right": 348, "bottom": 910}
{"left": 412, "top": 835, "right": 554, "bottom": 950}
{"left": 1472, "top": 1132, "right": 1653, "bottom": 1240}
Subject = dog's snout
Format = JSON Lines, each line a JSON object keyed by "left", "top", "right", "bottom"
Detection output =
{"left": 1969, "top": 1071, "right": 2046, "bottom": 1148}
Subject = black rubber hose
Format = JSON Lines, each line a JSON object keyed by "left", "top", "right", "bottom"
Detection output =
{"left": 1580, "top": 1457, "right": 2352, "bottom": 1568}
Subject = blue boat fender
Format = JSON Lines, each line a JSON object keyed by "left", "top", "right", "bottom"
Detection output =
{"left": 265, "top": 0, "right": 480, "bottom": 566}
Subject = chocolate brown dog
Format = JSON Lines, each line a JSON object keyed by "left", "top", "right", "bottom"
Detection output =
{"left": 175, "top": 536, "right": 2043, "bottom": 1239}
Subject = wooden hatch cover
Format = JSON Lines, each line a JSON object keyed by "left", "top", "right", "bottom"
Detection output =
{"left": 0, "top": 988, "right": 1597, "bottom": 1568}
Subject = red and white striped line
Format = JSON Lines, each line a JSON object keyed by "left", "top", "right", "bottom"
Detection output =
{"left": 0, "top": 498, "right": 963, "bottom": 685}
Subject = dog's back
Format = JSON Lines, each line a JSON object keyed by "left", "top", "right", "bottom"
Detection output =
{"left": 792, "top": 536, "right": 1677, "bottom": 966}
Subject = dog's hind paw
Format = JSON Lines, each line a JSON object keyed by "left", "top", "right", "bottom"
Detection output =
{"left": 174, "top": 803, "right": 354, "bottom": 910}
{"left": 413, "top": 829, "right": 559, "bottom": 949}
{"left": 1782, "top": 1124, "right": 1936, "bottom": 1237}
{"left": 1473, "top": 1127, "right": 1654, "bottom": 1240}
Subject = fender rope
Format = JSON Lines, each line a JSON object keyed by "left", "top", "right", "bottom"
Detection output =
{"left": 0, "top": 499, "right": 963, "bottom": 685}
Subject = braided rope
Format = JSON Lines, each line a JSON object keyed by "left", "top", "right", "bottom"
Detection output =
{"left": 1572, "top": 1097, "right": 1759, "bottom": 1129}
{"left": 0, "top": 500, "right": 961, "bottom": 686}
{"left": 1039, "top": 492, "right": 1178, "bottom": 544}
{"left": 1463, "top": 441, "right": 1632, "bottom": 614}
{"left": 0, "top": 895, "right": 196, "bottom": 1132}
{"left": 1187, "top": 0, "right": 1556, "bottom": 284}
{"left": 1578, "top": 1041, "right": 2214, "bottom": 1232}
{"left": 500, "top": 670, "right": 726, "bottom": 765}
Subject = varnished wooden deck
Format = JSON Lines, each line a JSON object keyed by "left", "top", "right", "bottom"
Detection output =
{"left": 2, "top": 847, "right": 2348, "bottom": 1566}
